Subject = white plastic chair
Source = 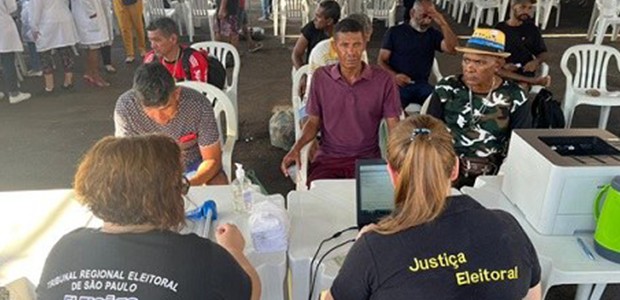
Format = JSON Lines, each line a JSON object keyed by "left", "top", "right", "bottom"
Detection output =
{"left": 274, "top": 0, "right": 311, "bottom": 44}
{"left": 365, "top": 0, "right": 397, "bottom": 27}
{"left": 588, "top": 0, "right": 620, "bottom": 44}
{"left": 529, "top": 62, "right": 549, "bottom": 94}
{"left": 404, "top": 58, "right": 443, "bottom": 114}
{"left": 207, "top": 9, "right": 217, "bottom": 41}
{"left": 560, "top": 44, "right": 620, "bottom": 130}
{"left": 145, "top": 0, "right": 194, "bottom": 42}
{"left": 468, "top": 0, "right": 503, "bottom": 29}
{"left": 292, "top": 65, "right": 310, "bottom": 191}
{"left": 177, "top": 81, "right": 238, "bottom": 181}
{"left": 188, "top": 0, "right": 215, "bottom": 26}
{"left": 191, "top": 41, "right": 241, "bottom": 115}
{"left": 536, "top": 0, "right": 561, "bottom": 30}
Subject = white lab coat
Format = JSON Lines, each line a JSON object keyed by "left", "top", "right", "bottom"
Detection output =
{"left": 30, "top": 0, "right": 79, "bottom": 52}
{"left": 71, "top": 0, "right": 113, "bottom": 46}
{"left": 0, "top": 0, "right": 24, "bottom": 53}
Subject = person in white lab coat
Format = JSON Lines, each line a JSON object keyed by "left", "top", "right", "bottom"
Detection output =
{"left": 30, "top": 0, "right": 79, "bottom": 93}
{"left": 0, "top": 0, "right": 32, "bottom": 103}
{"left": 71, "top": 0, "right": 114, "bottom": 87}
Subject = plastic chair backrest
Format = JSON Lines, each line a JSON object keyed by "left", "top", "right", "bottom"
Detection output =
{"left": 190, "top": 0, "right": 215, "bottom": 17}
{"left": 368, "top": 0, "right": 395, "bottom": 17}
{"left": 282, "top": 0, "right": 308, "bottom": 19}
{"left": 560, "top": 44, "right": 620, "bottom": 92}
{"left": 146, "top": 0, "right": 168, "bottom": 17}
{"left": 176, "top": 81, "right": 238, "bottom": 181}
{"left": 191, "top": 41, "right": 241, "bottom": 111}
{"left": 431, "top": 58, "right": 443, "bottom": 82}
{"left": 292, "top": 65, "right": 310, "bottom": 139}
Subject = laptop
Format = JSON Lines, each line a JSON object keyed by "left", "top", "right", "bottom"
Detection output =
{"left": 356, "top": 159, "right": 395, "bottom": 228}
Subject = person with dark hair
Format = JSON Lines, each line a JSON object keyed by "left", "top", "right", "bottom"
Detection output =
{"left": 428, "top": 28, "right": 531, "bottom": 188}
{"left": 308, "top": 13, "right": 372, "bottom": 78}
{"left": 114, "top": 63, "right": 227, "bottom": 185}
{"left": 144, "top": 17, "right": 210, "bottom": 83}
{"left": 324, "top": 115, "right": 542, "bottom": 300}
{"left": 36, "top": 134, "right": 261, "bottom": 300}
{"left": 378, "top": 0, "right": 458, "bottom": 108}
{"left": 291, "top": 0, "right": 341, "bottom": 70}
{"left": 495, "top": 0, "right": 550, "bottom": 91}
{"left": 281, "top": 19, "right": 401, "bottom": 184}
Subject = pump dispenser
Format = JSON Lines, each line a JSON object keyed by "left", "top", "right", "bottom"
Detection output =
{"left": 232, "top": 163, "right": 253, "bottom": 212}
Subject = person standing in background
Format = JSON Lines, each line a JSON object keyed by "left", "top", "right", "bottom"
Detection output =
{"left": 112, "top": 0, "right": 146, "bottom": 63}
{"left": 19, "top": 0, "right": 42, "bottom": 77}
{"left": 258, "top": 0, "right": 270, "bottom": 21}
{"left": 71, "top": 0, "right": 114, "bottom": 87}
{"left": 100, "top": 0, "right": 117, "bottom": 73}
{"left": 0, "top": 0, "right": 31, "bottom": 103}
{"left": 30, "top": 0, "right": 79, "bottom": 93}
{"left": 215, "top": 0, "right": 240, "bottom": 48}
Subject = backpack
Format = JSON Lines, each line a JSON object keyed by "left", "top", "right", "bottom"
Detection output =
{"left": 181, "top": 47, "right": 227, "bottom": 90}
{"left": 531, "top": 88, "right": 566, "bottom": 129}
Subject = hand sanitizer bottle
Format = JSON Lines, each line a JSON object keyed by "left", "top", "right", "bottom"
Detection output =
{"left": 232, "top": 163, "right": 253, "bottom": 213}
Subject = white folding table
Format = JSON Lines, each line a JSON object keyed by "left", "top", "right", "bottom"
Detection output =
{"left": 287, "top": 177, "right": 620, "bottom": 300}
{"left": 462, "top": 175, "right": 620, "bottom": 300}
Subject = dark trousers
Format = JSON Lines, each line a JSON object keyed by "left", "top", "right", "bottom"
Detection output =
{"left": 100, "top": 46, "right": 112, "bottom": 66}
{"left": 398, "top": 81, "right": 434, "bottom": 108}
{"left": 307, "top": 156, "right": 358, "bottom": 187}
{"left": 0, "top": 52, "right": 19, "bottom": 95}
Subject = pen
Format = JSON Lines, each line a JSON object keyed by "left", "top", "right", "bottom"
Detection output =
{"left": 576, "top": 237, "right": 596, "bottom": 261}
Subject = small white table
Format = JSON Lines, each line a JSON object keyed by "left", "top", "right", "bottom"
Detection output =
{"left": 288, "top": 177, "right": 620, "bottom": 300}
{"left": 0, "top": 186, "right": 287, "bottom": 300}
{"left": 288, "top": 180, "right": 358, "bottom": 300}
{"left": 462, "top": 176, "right": 620, "bottom": 300}
{"left": 184, "top": 186, "right": 288, "bottom": 300}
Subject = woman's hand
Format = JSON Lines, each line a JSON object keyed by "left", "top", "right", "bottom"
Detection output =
{"left": 216, "top": 223, "right": 245, "bottom": 253}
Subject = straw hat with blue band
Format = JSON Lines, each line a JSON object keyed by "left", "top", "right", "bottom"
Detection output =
{"left": 456, "top": 28, "right": 511, "bottom": 58}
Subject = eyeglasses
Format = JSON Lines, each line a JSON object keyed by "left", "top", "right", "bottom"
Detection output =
{"left": 182, "top": 176, "right": 190, "bottom": 195}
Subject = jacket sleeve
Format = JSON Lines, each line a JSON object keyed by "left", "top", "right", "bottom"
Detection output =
{"left": 81, "top": 0, "right": 98, "bottom": 18}
{"left": 5, "top": 0, "right": 17, "bottom": 14}
{"left": 29, "top": 0, "right": 42, "bottom": 32}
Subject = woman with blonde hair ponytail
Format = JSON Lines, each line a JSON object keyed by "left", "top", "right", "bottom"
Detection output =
{"left": 325, "top": 115, "right": 542, "bottom": 300}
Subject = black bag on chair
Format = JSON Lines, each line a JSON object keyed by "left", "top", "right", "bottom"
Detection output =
{"left": 531, "top": 88, "right": 566, "bottom": 128}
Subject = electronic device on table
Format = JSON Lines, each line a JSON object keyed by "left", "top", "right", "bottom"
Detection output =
{"left": 356, "top": 159, "right": 394, "bottom": 228}
{"left": 501, "top": 129, "right": 620, "bottom": 235}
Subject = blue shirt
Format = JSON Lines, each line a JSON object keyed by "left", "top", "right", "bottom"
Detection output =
{"left": 382, "top": 24, "right": 443, "bottom": 82}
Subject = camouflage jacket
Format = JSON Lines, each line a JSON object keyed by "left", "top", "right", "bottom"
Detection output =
{"left": 428, "top": 75, "right": 532, "bottom": 160}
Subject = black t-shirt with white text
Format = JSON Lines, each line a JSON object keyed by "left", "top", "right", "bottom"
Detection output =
{"left": 37, "top": 228, "right": 251, "bottom": 300}
{"left": 495, "top": 21, "right": 547, "bottom": 69}
{"left": 331, "top": 195, "right": 541, "bottom": 300}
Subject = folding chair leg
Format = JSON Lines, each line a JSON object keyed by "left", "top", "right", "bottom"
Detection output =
{"left": 599, "top": 106, "right": 611, "bottom": 130}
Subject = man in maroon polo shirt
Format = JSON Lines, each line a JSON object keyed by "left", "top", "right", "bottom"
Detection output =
{"left": 281, "top": 18, "right": 402, "bottom": 185}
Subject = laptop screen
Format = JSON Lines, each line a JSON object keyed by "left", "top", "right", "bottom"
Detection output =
{"left": 356, "top": 159, "right": 394, "bottom": 227}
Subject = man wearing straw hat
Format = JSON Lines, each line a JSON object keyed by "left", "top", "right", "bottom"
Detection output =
{"left": 428, "top": 28, "right": 532, "bottom": 188}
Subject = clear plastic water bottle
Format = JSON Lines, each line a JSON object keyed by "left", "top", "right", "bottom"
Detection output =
{"left": 232, "top": 163, "right": 253, "bottom": 213}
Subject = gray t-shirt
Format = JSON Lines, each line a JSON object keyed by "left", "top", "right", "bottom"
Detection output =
{"left": 114, "top": 87, "right": 220, "bottom": 167}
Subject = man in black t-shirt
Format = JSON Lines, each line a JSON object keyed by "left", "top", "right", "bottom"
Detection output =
{"left": 495, "top": 0, "right": 550, "bottom": 91}
{"left": 378, "top": 0, "right": 458, "bottom": 108}
{"left": 291, "top": 0, "right": 341, "bottom": 70}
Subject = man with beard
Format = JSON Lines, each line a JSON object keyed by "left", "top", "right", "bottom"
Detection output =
{"left": 378, "top": 0, "right": 458, "bottom": 109}
{"left": 495, "top": 0, "right": 550, "bottom": 91}
{"left": 428, "top": 28, "right": 532, "bottom": 188}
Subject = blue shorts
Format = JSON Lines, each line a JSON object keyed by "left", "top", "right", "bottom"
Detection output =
{"left": 398, "top": 81, "right": 434, "bottom": 108}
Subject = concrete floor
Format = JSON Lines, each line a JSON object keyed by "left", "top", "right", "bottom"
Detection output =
{"left": 0, "top": 0, "right": 619, "bottom": 298}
